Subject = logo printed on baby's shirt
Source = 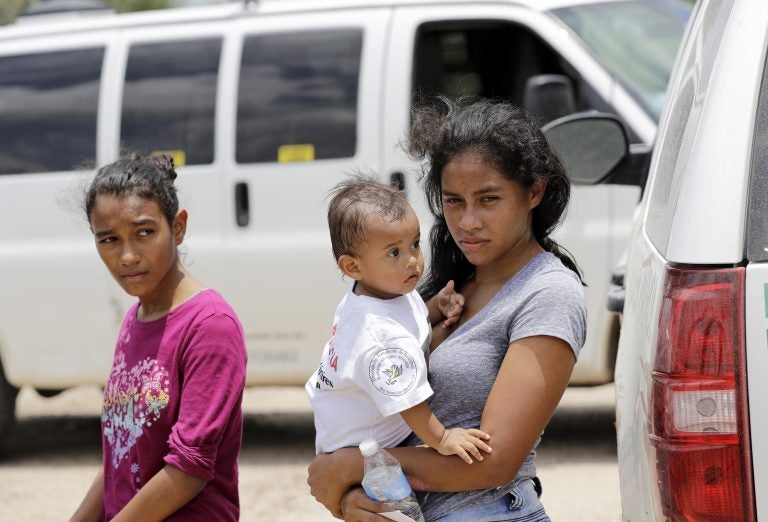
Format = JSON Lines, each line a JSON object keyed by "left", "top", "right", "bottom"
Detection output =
{"left": 383, "top": 364, "right": 402, "bottom": 385}
{"left": 369, "top": 348, "right": 417, "bottom": 396}
{"left": 315, "top": 362, "right": 335, "bottom": 389}
{"left": 327, "top": 323, "right": 340, "bottom": 372}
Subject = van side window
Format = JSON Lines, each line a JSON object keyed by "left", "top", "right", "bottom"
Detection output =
{"left": 237, "top": 29, "right": 362, "bottom": 164}
{"left": 412, "top": 22, "right": 612, "bottom": 127}
{"left": 0, "top": 48, "right": 103, "bottom": 175}
{"left": 122, "top": 38, "right": 222, "bottom": 166}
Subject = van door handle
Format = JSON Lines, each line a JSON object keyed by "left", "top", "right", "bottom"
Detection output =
{"left": 390, "top": 172, "right": 406, "bottom": 192}
{"left": 607, "top": 287, "right": 625, "bottom": 314}
{"left": 235, "top": 182, "right": 250, "bottom": 227}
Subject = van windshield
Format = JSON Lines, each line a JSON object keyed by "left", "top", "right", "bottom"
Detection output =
{"left": 551, "top": 0, "right": 692, "bottom": 122}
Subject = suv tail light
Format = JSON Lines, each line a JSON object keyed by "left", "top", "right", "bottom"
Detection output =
{"left": 651, "top": 267, "right": 755, "bottom": 521}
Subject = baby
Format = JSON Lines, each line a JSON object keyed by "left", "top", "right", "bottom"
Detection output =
{"left": 306, "top": 177, "right": 492, "bottom": 464}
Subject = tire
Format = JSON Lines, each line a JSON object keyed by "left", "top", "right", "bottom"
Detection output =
{"left": 0, "top": 360, "right": 19, "bottom": 454}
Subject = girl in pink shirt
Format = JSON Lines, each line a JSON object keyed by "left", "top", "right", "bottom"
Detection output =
{"left": 71, "top": 154, "right": 247, "bottom": 521}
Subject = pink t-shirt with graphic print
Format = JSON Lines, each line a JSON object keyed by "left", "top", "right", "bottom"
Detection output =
{"left": 101, "top": 289, "right": 247, "bottom": 521}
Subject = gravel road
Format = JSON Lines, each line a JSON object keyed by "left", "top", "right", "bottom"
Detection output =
{"left": 0, "top": 384, "right": 621, "bottom": 521}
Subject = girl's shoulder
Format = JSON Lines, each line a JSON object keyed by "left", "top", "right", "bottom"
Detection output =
{"left": 177, "top": 290, "right": 247, "bottom": 356}
{"left": 170, "top": 288, "right": 242, "bottom": 327}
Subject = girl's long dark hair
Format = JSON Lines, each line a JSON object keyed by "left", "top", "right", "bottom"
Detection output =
{"left": 410, "top": 97, "right": 582, "bottom": 300}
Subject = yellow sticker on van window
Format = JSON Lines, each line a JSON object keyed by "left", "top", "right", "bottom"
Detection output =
{"left": 151, "top": 150, "right": 186, "bottom": 168}
{"left": 278, "top": 144, "right": 315, "bottom": 163}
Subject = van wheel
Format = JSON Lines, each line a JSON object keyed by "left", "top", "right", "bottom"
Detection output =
{"left": 0, "top": 362, "right": 18, "bottom": 454}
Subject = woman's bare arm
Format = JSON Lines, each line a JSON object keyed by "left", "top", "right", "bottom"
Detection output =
{"left": 307, "top": 335, "right": 576, "bottom": 516}
{"left": 400, "top": 335, "right": 575, "bottom": 490}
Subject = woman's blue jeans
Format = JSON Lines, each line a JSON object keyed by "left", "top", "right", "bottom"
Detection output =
{"left": 432, "top": 479, "right": 550, "bottom": 522}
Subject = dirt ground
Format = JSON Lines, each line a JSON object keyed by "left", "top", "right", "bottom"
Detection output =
{"left": 0, "top": 384, "right": 621, "bottom": 521}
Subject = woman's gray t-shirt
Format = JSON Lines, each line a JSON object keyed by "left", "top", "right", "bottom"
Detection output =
{"left": 411, "top": 252, "right": 587, "bottom": 521}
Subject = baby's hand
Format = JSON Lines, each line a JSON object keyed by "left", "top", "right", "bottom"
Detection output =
{"left": 437, "top": 428, "right": 492, "bottom": 464}
{"left": 436, "top": 280, "right": 464, "bottom": 329}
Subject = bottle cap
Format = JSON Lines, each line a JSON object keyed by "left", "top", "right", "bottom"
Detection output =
{"left": 359, "top": 438, "right": 379, "bottom": 457}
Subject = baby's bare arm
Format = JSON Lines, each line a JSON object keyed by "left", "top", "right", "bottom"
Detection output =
{"left": 400, "top": 402, "right": 491, "bottom": 464}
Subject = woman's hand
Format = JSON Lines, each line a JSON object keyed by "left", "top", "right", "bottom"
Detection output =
{"left": 307, "top": 450, "right": 362, "bottom": 518}
{"left": 340, "top": 488, "right": 393, "bottom": 522}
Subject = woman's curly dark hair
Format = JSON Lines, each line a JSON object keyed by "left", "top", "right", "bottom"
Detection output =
{"left": 410, "top": 97, "right": 582, "bottom": 299}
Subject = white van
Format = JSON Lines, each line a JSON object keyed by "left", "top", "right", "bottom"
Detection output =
{"left": 0, "top": 0, "right": 690, "bottom": 445}
{"left": 545, "top": 0, "right": 767, "bottom": 518}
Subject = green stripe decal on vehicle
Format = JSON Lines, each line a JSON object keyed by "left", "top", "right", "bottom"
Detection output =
{"left": 764, "top": 283, "right": 768, "bottom": 317}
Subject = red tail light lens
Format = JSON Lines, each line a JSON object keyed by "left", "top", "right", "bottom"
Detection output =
{"left": 654, "top": 442, "right": 748, "bottom": 520}
{"left": 655, "top": 279, "right": 737, "bottom": 377}
{"left": 651, "top": 267, "right": 754, "bottom": 521}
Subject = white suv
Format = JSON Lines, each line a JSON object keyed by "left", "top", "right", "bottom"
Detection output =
{"left": 545, "top": 0, "right": 767, "bottom": 519}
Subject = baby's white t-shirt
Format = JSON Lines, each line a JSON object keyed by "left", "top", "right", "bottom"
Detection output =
{"left": 305, "top": 284, "right": 433, "bottom": 454}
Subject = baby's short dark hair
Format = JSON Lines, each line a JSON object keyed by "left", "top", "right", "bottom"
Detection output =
{"left": 327, "top": 177, "right": 410, "bottom": 260}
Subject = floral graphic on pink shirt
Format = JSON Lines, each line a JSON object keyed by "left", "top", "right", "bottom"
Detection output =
{"left": 102, "top": 350, "right": 171, "bottom": 469}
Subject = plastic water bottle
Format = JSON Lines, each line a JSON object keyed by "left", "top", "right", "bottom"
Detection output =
{"left": 359, "top": 438, "right": 425, "bottom": 522}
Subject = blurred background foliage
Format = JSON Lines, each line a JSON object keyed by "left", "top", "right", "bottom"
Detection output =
{"left": 112, "top": 0, "right": 171, "bottom": 12}
{"left": 0, "top": 0, "right": 32, "bottom": 23}
{"left": 1, "top": 0, "right": 174, "bottom": 24}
